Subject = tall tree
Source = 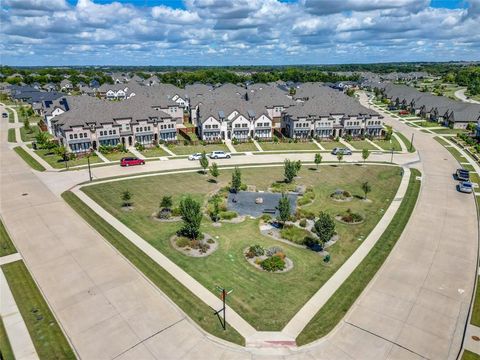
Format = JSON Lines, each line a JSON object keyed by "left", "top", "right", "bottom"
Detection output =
{"left": 231, "top": 167, "right": 242, "bottom": 193}
{"left": 314, "top": 153, "right": 322, "bottom": 170}
{"left": 277, "top": 194, "right": 291, "bottom": 226}
{"left": 284, "top": 159, "right": 298, "bottom": 183}
{"left": 199, "top": 151, "right": 209, "bottom": 174}
{"left": 362, "top": 181, "right": 372, "bottom": 200}
{"left": 209, "top": 162, "right": 219, "bottom": 182}
{"left": 178, "top": 196, "right": 203, "bottom": 240}
{"left": 362, "top": 148, "right": 370, "bottom": 164}
{"left": 313, "top": 212, "right": 336, "bottom": 243}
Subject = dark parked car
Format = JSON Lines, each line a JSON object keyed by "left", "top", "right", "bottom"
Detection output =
{"left": 388, "top": 106, "right": 397, "bottom": 111}
{"left": 2, "top": 112, "right": 7, "bottom": 118}
{"left": 120, "top": 157, "right": 145, "bottom": 167}
{"left": 456, "top": 168, "right": 470, "bottom": 181}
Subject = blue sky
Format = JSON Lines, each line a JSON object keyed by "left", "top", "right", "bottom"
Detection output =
{"left": 2, "top": 0, "right": 479, "bottom": 66}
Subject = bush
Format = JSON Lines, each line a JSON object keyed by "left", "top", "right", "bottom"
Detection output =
{"left": 135, "top": 142, "right": 145, "bottom": 151}
{"left": 240, "top": 183, "right": 248, "bottom": 191}
{"left": 171, "top": 207, "right": 181, "bottom": 217}
{"left": 339, "top": 209, "right": 363, "bottom": 223}
{"left": 304, "top": 236, "right": 319, "bottom": 247}
{"left": 246, "top": 245, "right": 264, "bottom": 258}
{"left": 266, "top": 246, "right": 283, "bottom": 257}
{"left": 207, "top": 238, "right": 214, "bottom": 244}
{"left": 219, "top": 211, "right": 237, "bottom": 220}
{"left": 280, "top": 225, "right": 310, "bottom": 244}
{"left": 297, "top": 208, "right": 316, "bottom": 220}
{"left": 176, "top": 237, "right": 190, "bottom": 248}
{"left": 260, "top": 214, "right": 272, "bottom": 222}
{"left": 261, "top": 255, "right": 285, "bottom": 272}
{"left": 299, "top": 219, "right": 307, "bottom": 228}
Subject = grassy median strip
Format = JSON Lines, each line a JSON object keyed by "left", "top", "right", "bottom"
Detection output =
{"left": 463, "top": 350, "right": 480, "bottom": 360}
{"left": 61, "top": 191, "right": 245, "bottom": 346}
{"left": 0, "top": 219, "right": 17, "bottom": 257}
{"left": 1, "top": 260, "right": 76, "bottom": 360}
{"left": 296, "top": 168, "right": 421, "bottom": 345}
{"left": 396, "top": 132, "right": 416, "bottom": 152}
{"left": 13, "top": 146, "right": 45, "bottom": 172}
{"left": 7, "top": 128, "right": 16, "bottom": 143}
{"left": 0, "top": 316, "right": 14, "bottom": 360}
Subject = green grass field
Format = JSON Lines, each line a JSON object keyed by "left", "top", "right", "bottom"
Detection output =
{"left": 0, "top": 220, "right": 17, "bottom": 257}
{"left": 1, "top": 260, "right": 76, "bottom": 359}
{"left": 7, "top": 108, "right": 14, "bottom": 123}
{"left": 140, "top": 146, "right": 170, "bottom": 158}
{"left": 395, "top": 132, "right": 415, "bottom": 152}
{"left": 82, "top": 165, "right": 401, "bottom": 331}
{"left": 0, "top": 316, "right": 14, "bottom": 360}
{"left": 168, "top": 143, "right": 229, "bottom": 155}
{"left": 7, "top": 128, "right": 15, "bottom": 143}
{"left": 431, "top": 128, "right": 468, "bottom": 135}
{"left": 102, "top": 151, "right": 135, "bottom": 162}
{"left": 233, "top": 142, "right": 258, "bottom": 152}
{"left": 35, "top": 149, "right": 102, "bottom": 168}
{"left": 347, "top": 140, "right": 378, "bottom": 151}
{"left": 20, "top": 125, "right": 41, "bottom": 142}
{"left": 372, "top": 136, "right": 402, "bottom": 152}
{"left": 463, "top": 350, "right": 480, "bottom": 360}
{"left": 318, "top": 141, "right": 344, "bottom": 150}
{"left": 62, "top": 191, "right": 245, "bottom": 345}
{"left": 14, "top": 147, "right": 45, "bottom": 171}
{"left": 296, "top": 168, "right": 421, "bottom": 345}
{"left": 257, "top": 141, "right": 319, "bottom": 151}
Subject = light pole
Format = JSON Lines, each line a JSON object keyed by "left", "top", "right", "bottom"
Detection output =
{"left": 410, "top": 133, "right": 415, "bottom": 152}
{"left": 87, "top": 148, "right": 93, "bottom": 182}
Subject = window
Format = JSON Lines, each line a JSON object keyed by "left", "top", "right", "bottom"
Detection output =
{"left": 79, "top": 133, "right": 83, "bottom": 139}
{"left": 69, "top": 134, "right": 73, "bottom": 139}
{"left": 74, "top": 134, "right": 78, "bottom": 139}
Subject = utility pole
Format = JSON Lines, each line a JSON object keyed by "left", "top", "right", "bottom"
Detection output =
{"left": 87, "top": 150, "right": 93, "bottom": 182}
{"left": 214, "top": 286, "right": 233, "bottom": 330}
{"left": 391, "top": 146, "right": 394, "bottom": 163}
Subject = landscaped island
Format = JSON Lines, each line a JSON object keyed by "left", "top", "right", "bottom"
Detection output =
{"left": 81, "top": 164, "right": 402, "bottom": 333}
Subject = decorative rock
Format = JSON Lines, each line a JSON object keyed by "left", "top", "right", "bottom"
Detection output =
{"left": 255, "top": 197, "right": 264, "bottom": 204}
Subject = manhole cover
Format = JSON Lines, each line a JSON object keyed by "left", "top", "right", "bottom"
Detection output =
{"left": 472, "top": 336, "right": 480, "bottom": 341}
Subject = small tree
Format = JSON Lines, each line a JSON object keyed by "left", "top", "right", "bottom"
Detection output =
{"left": 277, "top": 194, "right": 291, "bottom": 226}
{"left": 362, "top": 181, "right": 372, "bottom": 200}
{"left": 313, "top": 212, "right": 336, "bottom": 243}
{"left": 231, "top": 167, "right": 242, "bottom": 193}
{"left": 199, "top": 151, "right": 209, "bottom": 174}
{"left": 55, "top": 145, "right": 69, "bottom": 162}
{"left": 35, "top": 131, "right": 49, "bottom": 147}
{"left": 384, "top": 125, "right": 393, "bottom": 141}
{"left": 362, "top": 148, "right": 370, "bottom": 164}
{"left": 121, "top": 190, "right": 132, "bottom": 207}
{"left": 209, "top": 162, "right": 219, "bottom": 182}
{"left": 23, "top": 118, "right": 31, "bottom": 133}
{"left": 284, "top": 159, "right": 297, "bottom": 183}
{"left": 178, "top": 196, "right": 203, "bottom": 240}
{"left": 210, "top": 194, "right": 221, "bottom": 222}
{"left": 160, "top": 195, "right": 173, "bottom": 210}
{"left": 336, "top": 152, "right": 344, "bottom": 164}
{"left": 314, "top": 153, "right": 322, "bottom": 170}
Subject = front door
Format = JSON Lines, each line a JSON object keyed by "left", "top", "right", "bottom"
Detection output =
{"left": 128, "top": 136, "right": 132, "bottom": 146}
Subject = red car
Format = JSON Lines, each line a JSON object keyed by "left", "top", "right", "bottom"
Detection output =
{"left": 120, "top": 157, "right": 145, "bottom": 167}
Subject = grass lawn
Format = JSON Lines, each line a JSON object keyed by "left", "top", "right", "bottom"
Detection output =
{"left": 140, "top": 147, "right": 170, "bottom": 158}
{"left": 7, "top": 108, "right": 14, "bottom": 123}
{"left": 82, "top": 165, "right": 401, "bottom": 331}
{"left": 1, "top": 260, "right": 76, "bottom": 359}
{"left": 434, "top": 137, "right": 468, "bottom": 163}
{"left": 20, "top": 125, "right": 41, "bottom": 142}
{"left": 233, "top": 142, "right": 258, "bottom": 152}
{"left": 7, "top": 128, "right": 15, "bottom": 143}
{"left": 431, "top": 128, "right": 468, "bottom": 135}
{"left": 463, "top": 350, "right": 480, "bottom": 360}
{"left": 102, "top": 151, "right": 135, "bottom": 162}
{"left": 471, "top": 276, "right": 480, "bottom": 327}
{"left": 417, "top": 121, "right": 441, "bottom": 128}
{"left": 395, "top": 132, "right": 415, "bottom": 152}
{"left": 35, "top": 148, "right": 102, "bottom": 168}
{"left": 14, "top": 147, "right": 45, "bottom": 172}
{"left": 372, "top": 137, "right": 402, "bottom": 152}
{"left": 255, "top": 142, "right": 319, "bottom": 151}
{"left": 318, "top": 141, "right": 344, "bottom": 150}
{"left": 168, "top": 143, "right": 229, "bottom": 156}
{"left": 0, "top": 317, "right": 14, "bottom": 360}
{"left": 0, "top": 219, "right": 17, "bottom": 257}
{"left": 297, "top": 168, "right": 421, "bottom": 345}
{"left": 62, "top": 191, "right": 244, "bottom": 345}
{"left": 347, "top": 140, "right": 377, "bottom": 151}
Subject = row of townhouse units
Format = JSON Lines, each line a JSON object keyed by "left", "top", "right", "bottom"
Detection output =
{"left": 49, "top": 95, "right": 182, "bottom": 153}
{"left": 283, "top": 83, "right": 384, "bottom": 139}
{"left": 372, "top": 83, "right": 480, "bottom": 129}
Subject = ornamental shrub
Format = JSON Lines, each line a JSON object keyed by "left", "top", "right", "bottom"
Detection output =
{"left": 261, "top": 255, "right": 285, "bottom": 272}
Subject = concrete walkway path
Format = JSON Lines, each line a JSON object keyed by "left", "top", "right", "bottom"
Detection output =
{"left": 312, "top": 138, "right": 325, "bottom": 150}
{"left": 338, "top": 137, "right": 355, "bottom": 150}
{"left": 252, "top": 139, "right": 263, "bottom": 151}
{"left": 366, "top": 138, "right": 384, "bottom": 151}
{"left": 94, "top": 150, "right": 111, "bottom": 163}
{"left": 393, "top": 132, "right": 408, "bottom": 153}
{"left": 224, "top": 139, "right": 236, "bottom": 153}
{"left": 128, "top": 146, "right": 146, "bottom": 160}
{"left": 159, "top": 144, "right": 175, "bottom": 156}
{"left": 0, "top": 252, "right": 22, "bottom": 265}
{"left": 0, "top": 267, "right": 39, "bottom": 360}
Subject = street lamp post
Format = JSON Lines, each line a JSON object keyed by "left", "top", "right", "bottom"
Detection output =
{"left": 87, "top": 148, "right": 93, "bottom": 182}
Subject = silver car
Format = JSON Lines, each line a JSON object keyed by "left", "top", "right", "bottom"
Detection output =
{"left": 188, "top": 153, "right": 203, "bottom": 161}
{"left": 458, "top": 181, "right": 473, "bottom": 194}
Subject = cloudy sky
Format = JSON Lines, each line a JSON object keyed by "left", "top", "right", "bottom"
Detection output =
{"left": 1, "top": 0, "right": 479, "bottom": 66}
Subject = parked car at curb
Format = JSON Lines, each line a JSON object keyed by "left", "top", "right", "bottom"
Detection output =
{"left": 188, "top": 153, "right": 203, "bottom": 161}
{"left": 456, "top": 168, "right": 470, "bottom": 181}
{"left": 331, "top": 147, "right": 352, "bottom": 155}
{"left": 2, "top": 112, "right": 7, "bottom": 118}
{"left": 208, "top": 151, "right": 231, "bottom": 159}
{"left": 458, "top": 181, "right": 473, "bottom": 194}
{"left": 120, "top": 157, "right": 145, "bottom": 167}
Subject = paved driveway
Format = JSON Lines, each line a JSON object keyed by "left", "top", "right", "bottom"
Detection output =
{"left": 0, "top": 100, "right": 477, "bottom": 359}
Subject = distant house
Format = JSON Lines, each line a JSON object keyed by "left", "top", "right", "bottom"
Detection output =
{"left": 89, "top": 79, "right": 100, "bottom": 89}
{"left": 60, "top": 79, "right": 73, "bottom": 91}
